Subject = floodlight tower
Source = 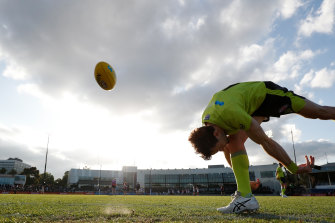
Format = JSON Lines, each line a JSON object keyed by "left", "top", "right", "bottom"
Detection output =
{"left": 290, "top": 130, "right": 297, "bottom": 164}
{"left": 42, "top": 135, "right": 49, "bottom": 193}
{"left": 44, "top": 136, "right": 49, "bottom": 177}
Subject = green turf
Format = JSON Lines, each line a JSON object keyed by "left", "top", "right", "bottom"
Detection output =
{"left": 0, "top": 194, "right": 334, "bottom": 222}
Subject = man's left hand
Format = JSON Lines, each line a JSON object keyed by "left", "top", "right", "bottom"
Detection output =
{"left": 296, "top": 155, "right": 315, "bottom": 174}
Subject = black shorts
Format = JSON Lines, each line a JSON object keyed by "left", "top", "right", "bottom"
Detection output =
{"left": 279, "top": 177, "right": 286, "bottom": 184}
{"left": 252, "top": 81, "right": 306, "bottom": 121}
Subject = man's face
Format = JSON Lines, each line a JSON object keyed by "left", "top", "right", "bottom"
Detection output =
{"left": 210, "top": 127, "right": 229, "bottom": 156}
{"left": 210, "top": 142, "right": 223, "bottom": 156}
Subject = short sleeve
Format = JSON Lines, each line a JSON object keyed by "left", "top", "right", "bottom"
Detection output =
{"left": 223, "top": 108, "right": 252, "bottom": 135}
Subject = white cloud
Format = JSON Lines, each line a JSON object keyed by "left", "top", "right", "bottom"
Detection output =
{"left": 17, "top": 83, "right": 49, "bottom": 100}
{"left": 237, "top": 44, "right": 266, "bottom": 68}
{"left": 281, "top": 124, "right": 302, "bottom": 143}
{"left": 2, "top": 60, "right": 29, "bottom": 80}
{"left": 294, "top": 83, "right": 315, "bottom": 100}
{"left": 265, "top": 49, "right": 315, "bottom": 81}
{"left": 274, "top": 51, "right": 297, "bottom": 73}
{"left": 299, "top": 69, "right": 314, "bottom": 86}
{"left": 161, "top": 16, "right": 206, "bottom": 40}
{"left": 207, "top": 38, "right": 276, "bottom": 83}
{"left": 279, "top": 0, "right": 303, "bottom": 19}
{"left": 298, "top": 0, "right": 335, "bottom": 37}
{"left": 265, "top": 130, "right": 273, "bottom": 138}
{"left": 219, "top": 0, "right": 242, "bottom": 31}
{"left": 176, "top": 57, "right": 217, "bottom": 92}
{"left": 300, "top": 68, "right": 335, "bottom": 88}
{"left": 219, "top": 0, "right": 277, "bottom": 37}
{"left": 292, "top": 140, "right": 335, "bottom": 165}
{"left": 310, "top": 68, "right": 335, "bottom": 88}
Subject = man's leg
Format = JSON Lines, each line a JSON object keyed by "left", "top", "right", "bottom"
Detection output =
{"left": 280, "top": 182, "right": 285, "bottom": 195}
{"left": 218, "top": 132, "right": 260, "bottom": 213}
{"left": 280, "top": 180, "right": 287, "bottom": 198}
{"left": 227, "top": 116, "right": 266, "bottom": 197}
{"left": 298, "top": 99, "right": 335, "bottom": 120}
{"left": 217, "top": 117, "right": 267, "bottom": 213}
{"left": 231, "top": 150, "right": 252, "bottom": 197}
{"left": 226, "top": 131, "right": 252, "bottom": 197}
{"left": 282, "top": 183, "right": 287, "bottom": 196}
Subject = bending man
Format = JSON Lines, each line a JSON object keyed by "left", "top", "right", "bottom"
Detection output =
{"left": 189, "top": 81, "right": 335, "bottom": 213}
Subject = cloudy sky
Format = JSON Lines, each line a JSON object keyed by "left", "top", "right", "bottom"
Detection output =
{"left": 1, "top": 0, "right": 335, "bottom": 179}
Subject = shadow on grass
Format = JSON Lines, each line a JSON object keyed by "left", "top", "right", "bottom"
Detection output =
{"left": 240, "top": 212, "right": 305, "bottom": 222}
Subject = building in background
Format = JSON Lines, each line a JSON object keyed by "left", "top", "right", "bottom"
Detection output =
{"left": 137, "top": 164, "right": 279, "bottom": 194}
{"left": 68, "top": 164, "right": 280, "bottom": 194}
{"left": 0, "top": 175, "right": 26, "bottom": 186}
{"left": 310, "top": 162, "right": 335, "bottom": 194}
{"left": 0, "top": 158, "right": 31, "bottom": 174}
{"left": 68, "top": 168, "right": 122, "bottom": 191}
{"left": 0, "top": 158, "right": 30, "bottom": 187}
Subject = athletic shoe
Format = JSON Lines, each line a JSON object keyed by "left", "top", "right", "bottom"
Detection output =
{"left": 217, "top": 191, "right": 259, "bottom": 214}
{"left": 280, "top": 193, "right": 288, "bottom": 198}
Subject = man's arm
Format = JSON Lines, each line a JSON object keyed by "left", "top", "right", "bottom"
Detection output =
{"left": 246, "top": 118, "right": 312, "bottom": 174}
{"left": 223, "top": 147, "right": 232, "bottom": 167}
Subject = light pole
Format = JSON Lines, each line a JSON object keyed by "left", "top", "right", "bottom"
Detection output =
{"left": 149, "top": 168, "right": 152, "bottom": 195}
{"left": 42, "top": 135, "right": 49, "bottom": 193}
{"left": 98, "top": 165, "right": 102, "bottom": 195}
{"left": 291, "top": 130, "right": 297, "bottom": 164}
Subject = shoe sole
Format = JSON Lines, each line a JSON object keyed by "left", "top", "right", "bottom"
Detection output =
{"left": 217, "top": 207, "right": 259, "bottom": 214}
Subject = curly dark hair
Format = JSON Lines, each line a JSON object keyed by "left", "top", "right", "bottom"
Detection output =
{"left": 188, "top": 126, "right": 218, "bottom": 160}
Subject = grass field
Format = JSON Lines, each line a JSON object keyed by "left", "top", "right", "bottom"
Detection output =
{"left": 0, "top": 194, "right": 334, "bottom": 222}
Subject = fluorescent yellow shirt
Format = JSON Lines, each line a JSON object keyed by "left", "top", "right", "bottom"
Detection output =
{"left": 202, "top": 82, "right": 266, "bottom": 135}
{"left": 276, "top": 166, "right": 284, "bottom": 178}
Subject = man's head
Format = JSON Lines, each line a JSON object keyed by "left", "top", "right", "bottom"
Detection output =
{"left": 279, "top": 163, "right": 283, "bottom": 167}
{"left": 188, "top": 125, "right": 228, "bottom": 160}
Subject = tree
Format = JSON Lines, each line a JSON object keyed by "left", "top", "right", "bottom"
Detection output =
{"left": 54, "top": 178, "right": 62, "bottom": 186}
{"left": 21, "top": 167, "right": 40, "bottom": 185}
{"left": 61, "top": 171, "right": 69, "bottom": 186}
{"left": 8, "top": 169, "right": 17, "bottom": 176}
{"left": 0, "top": 168, "right": 6, "bottom": 174}
{"left": 55, "top": 171, "right": 69, "bottom": 189}
{"left": 8, "top": 157, "right": 23, "bottom": 162}
{"left": 40, "top": 172, "right": 54, "bottom": 186}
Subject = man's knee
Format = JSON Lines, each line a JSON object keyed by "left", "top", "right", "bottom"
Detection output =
{"left": 302, "top": 106, "right": 326, "bottom": 119}
{"left": 229, "top": 131, "right": 248, "bottom": 144}
{"left": 298, "top": 100, "right": 333, "bottom": 120}
{"left": 315, "top": 106, "right": 331, "bottom": 120}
